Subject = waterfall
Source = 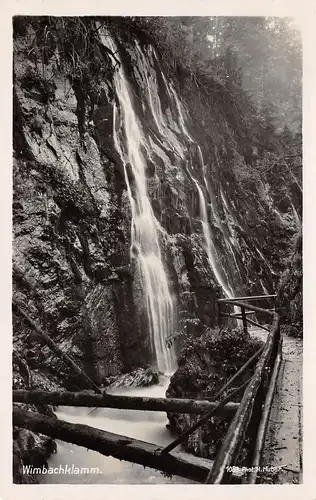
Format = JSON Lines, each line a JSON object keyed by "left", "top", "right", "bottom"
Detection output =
{"left": 168, "top": 85, "right": 235, "bottom": 299}
{"left": 291, "top": 202, "right": 301, "bottom": 227}
{"left": 260, "top": 279, "right": 270, "bottom": 295}
{"left": 193, "top": 178, "right": 234, "bottom": 298}
{"left": 100, "top": 32, "right": 177, "bottom": 376}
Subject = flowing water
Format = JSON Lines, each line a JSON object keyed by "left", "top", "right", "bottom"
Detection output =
{"left": 168, "top": 86, "right": 236, "bottom": 300}
{"left": 193, "top": 178, "right": 234, "bottom": 299}
{"left": 40, "top": 378, "right": 195, "bottom": 484}
{"left": 101, "top": 32, "right": 177, "bottom": 376}
{"left": 291, "top": 202, "right": 301, "bottom": 227}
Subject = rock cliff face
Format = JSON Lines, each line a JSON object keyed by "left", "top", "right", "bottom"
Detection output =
{"left": 276, "top": 230, "right": 302, "bottom": 337}
{"left": 13, "top": 18, "right": 299, "bottom": 386}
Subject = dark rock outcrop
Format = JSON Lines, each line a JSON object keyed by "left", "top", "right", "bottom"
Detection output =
{"left": 13, "top": 427, "right": 57, "bottom": 484}
{"left": 276, "top": 230, "right": 302, "bottom": 337}
{"left": 13, "top": 21, "right": 151, "bottom": 388}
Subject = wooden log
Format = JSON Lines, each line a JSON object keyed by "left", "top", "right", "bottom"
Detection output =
{"left": 13, "top": 390, "right": 239, "bottom": 415}
{"left": 13, "top": 407, "right": 213, "bottom": 483}
{"left": 220, "top": 311, "right": 255, "bottom": 318}
{"left": 218, "top": 295, "right": 276, "bottom": 303}
{"left": 247, "top": 336, "right": 283, "bottom": 484}
{"left": 13, "top": 302, "right": 102, "bottom": 394}
{"left": 205, "top": 314, "right": 279, "bottom": 484}
{"left": 219, "top": 300, "right": 275, "bottom": 317}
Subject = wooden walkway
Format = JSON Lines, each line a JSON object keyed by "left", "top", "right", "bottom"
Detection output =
{"left": 261, "top": 333, "right": 303, "bottom": 483}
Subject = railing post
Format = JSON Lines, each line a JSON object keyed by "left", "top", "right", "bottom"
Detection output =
{"left": 218, "top": 300, "right": 221, "bottom": 328}
{"left": 241, "top": 306, "right": 248, "bottom": 335}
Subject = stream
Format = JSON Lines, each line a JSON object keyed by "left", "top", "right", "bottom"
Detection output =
{"left": 40, "top": 376, "right": 195, "bottom": 484}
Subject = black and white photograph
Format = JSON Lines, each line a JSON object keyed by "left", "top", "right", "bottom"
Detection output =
{"left": 11, "top": 14, "right": 303, "bottom": 487}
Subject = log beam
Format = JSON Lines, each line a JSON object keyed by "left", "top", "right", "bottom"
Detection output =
{"left": 218, "top": 295, "right": 276, "bottom": 302}
{"left": 13, "top": 390, "right": 239, "bottom": 415}
{"left": 220, "top": 300, "right": 275, "bottom": 317}
{"left": 220, "top": 311, "right": 255, "bottom": 318}
{"left": 13, "top": 407, "right": 213, "bottom": 483}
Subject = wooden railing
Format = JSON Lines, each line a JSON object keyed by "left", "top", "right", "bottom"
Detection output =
{"left": 13, "top": 295, "right": 282, "bottom": 484}
{"left": 218, "top": 294, "right": 277, "bottom": 334}
{"left": 206, "top": 295, "right": 281, "bottom": 484}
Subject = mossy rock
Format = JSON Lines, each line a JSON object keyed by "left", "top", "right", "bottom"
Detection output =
{"left": 166, "top": 327, "right": 264, "bottom": 459}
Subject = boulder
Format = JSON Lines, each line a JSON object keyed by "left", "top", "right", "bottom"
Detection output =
{"left": 166, "top": 328, "right": 263, "bottom": 460}
{"left": 109, "top": 367, "right": 159, "bottom": 388}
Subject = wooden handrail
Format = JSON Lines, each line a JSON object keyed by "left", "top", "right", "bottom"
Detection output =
{"left": 247, "top": 335, "right": 283, "bottom": 484}
{"left": 241, "top": 306, "right": 248, "bottom": 334}
{"left": 205, "top": 313, "right": 280, "bottom": 484}
{"left": 12, "top": 293, "right": 281, "bottom": 484}
{"left": 220, "top": 311, "right": 255, "bottom": 318}
{"left": 245, "top": 317, "right": 270, "bottom": 332}
{"left": 218, "top": 294, "right": 276, "bottom": 303}
{"left": 219, "top": 300, "right": 275, "bottom": 316}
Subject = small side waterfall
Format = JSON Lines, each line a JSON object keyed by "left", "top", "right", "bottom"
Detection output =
{"left": 101, "top": 32, "right": 177, "bottom": 376}
{"left": 168, "top": 85, "right": 235, "bottom": 299}
{"left": 291, "top": 202, "right": 301, "bottom": 227}
{"left": 193, "top": 178, "right": 234, "bottom": 298}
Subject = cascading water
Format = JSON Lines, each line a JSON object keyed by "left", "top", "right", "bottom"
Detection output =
{"left": 193, "top": 178, "right": 234, "bottom": 298}
{"left": 291, "top": 202, "right": 301, "bottom": 227}
{"left": 100, "top": 32, "right": 176, "bottom": 376}
{"left": 139, "top": 59, "right": 236, "bottom": 302}
{"left": 199, "top": 148, "right": 241, "bottom": 278}
{"left": 169, "top": 85, "right": 236, "bottom": 299}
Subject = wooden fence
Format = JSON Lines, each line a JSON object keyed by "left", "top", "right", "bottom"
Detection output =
{"left": 13, "top": 294, "right": 281, "bottom": 484}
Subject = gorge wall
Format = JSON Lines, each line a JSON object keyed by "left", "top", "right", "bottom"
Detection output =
{"left": 12, "top": 18, "right": 300, "bottom": 387}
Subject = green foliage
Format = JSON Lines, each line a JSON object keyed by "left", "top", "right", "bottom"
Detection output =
{"left": 13, "top": 16, "right": 114, "bottom": 91}
{"left": 20, "top": 66, "right": 56, "bottom": 104}
{"left": 14, "top": 16, "right": 301, "bottom": 154}
{"left": 123, "top": 16, "right": 226, "bottom": 84}
{"left": 252, "top": 128, "right": 302, "bottom": 226}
